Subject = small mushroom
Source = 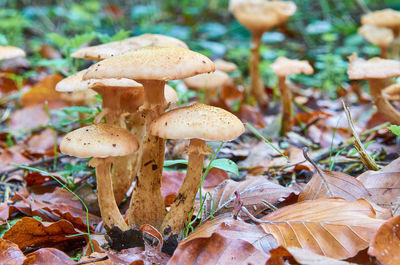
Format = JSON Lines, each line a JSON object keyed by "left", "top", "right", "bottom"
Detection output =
{"left": 214, "top": 59, "right": 238, "bottom": 73}
{"left": 183, "top": 70, "right": 230, "bottom": 103}
{"left": 84, "top": 46, "right": 215, "bottom": 229}
{"left": 60, "top": 124, "right": 139, "bottom": 230}
{"left": 271, "top": 57, "right": 314, "bottom": 135}
{"left": 150, "top": 103, "right": 244, "bottom": 238}
{"left": 0, "top": 46, "right": 26, "bottom": 61}
{"left": 358, "top": 25, "right": 394, "bottom": 58}
{"left": 383, "top": 82, "right": 400, "bottom": 100}
{"left": 230, "top": 0, "right": 296, "bottom": 106}
{"left": 71, "top": 33, "right": 188, "bottom": 61}
{"left": 347, "top": 54, "right": 400, "bottom": 125}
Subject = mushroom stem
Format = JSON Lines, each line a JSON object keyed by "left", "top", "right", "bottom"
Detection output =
{"left": 249, "top": 31, "right": 267, "bottom": 106}
{"left": 381, "top": 46, "right": 388, "bottom": 59}
{"left": 89, "top": 157, "right": 129, "bottom": 231}
{"left": 369, "top": 79, "right": 400, "bottom": 125}
{"left": 161, "top": 139, "right": 210, "bottom": 238}
{"left": 278, "top": 76, "right": 294, "bottom": 135}
{"left": 128, "top": 80, "right": 167, "bottom": 229}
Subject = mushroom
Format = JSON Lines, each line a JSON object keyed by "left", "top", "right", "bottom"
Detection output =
{"left": 214, "top": 59, "right": 238, "bottom": 73}
{"left": 150, "top": 103, "right": 244, "bottom": 238}
{"left": 60, "top": 124, "right": 139, "bottom": 230}
{"left": 71, "top": 33, "right": 188, "bottom": 61}
{"left": 230, "top": 0, "right": 296, "bottom": 106}
{"left": 0, "top": 46, "right": 26, "bottom": 61}
{"left": 270, "top": 57, "right": 314, "bottom": 135}
{"left": 383, "top": 82, "right": 400, "bottom": 100}
{"left": 347, "top": 54, "right": 400, "bottom": 125}
{"left": 183, "top": 70, "right": 230, "bottom": 103}
{"left": 83, "top": 46, "right": 215, "bottom": 229}
{"left": 358, "top": 25, "right": 394, "bottom": 58}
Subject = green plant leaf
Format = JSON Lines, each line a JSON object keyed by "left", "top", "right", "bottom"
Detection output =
{"left": 46, "top": 32, "right": 68, "bottom": 48}
{"left": 389, "top": 125, "right": 400, "bottom": 136}
{"left": 164, "top": 159, "right": 188, "bottom": 167}
{"left": 209, "top": 158, "right": 239, "bottom": 176}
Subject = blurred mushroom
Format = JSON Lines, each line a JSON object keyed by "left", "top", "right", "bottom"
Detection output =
{"left": 0, "top": 46, "right": 26, "bottom": 61}
{"left": 214, "top": 59, "right": 238, "bottom": 73}
{"left": 60, "top": 124, "right": 139, "bottom": 230}
{"left": 71, "top": 33, "right": 188, "bottom": 61}
{"left": 230, "top": 0, "right": 296, "bottom": 106}
{"left": 383, "top": 82, "right": 400, "bottom": 100}
{"left": 183, "top": 70, "right": 229, "bottom": 103}
{"left": 348, "top": 54, "right": 400, "bottom": 125}
{"left": 271, "top": 57, "right": 313, "bottom": 135}
{"left": 84, "top": 46, "right": 215, "bottom": 229}
{"left": 358, "top": 25, "right": 394, "bottom": 58}
{"left": 150, "top": 103, "right": 244, "bottom": 238}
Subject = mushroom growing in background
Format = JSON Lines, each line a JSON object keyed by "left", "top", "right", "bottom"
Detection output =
{"left": 214, "top": 59, "right": 238, "bottom": 73}
{"left": 229, "top": 0, "right": 296, "bottom": 106}
{"left": 0, "top": 46, "right": 26, "bottom": 61}
{"left": 383, "top": 82, "right": 400, "bottom": 101}
{"left": 60, "top": 124, "right": 139, "bottom": 230}
{"left": 358, "top": 25, "right": 394, "bottom": 58}
{"left": 270, "top": 57, "right": 314, "bottom": 135}
{"left": 183, "top": 70, "right": 229, "bottom": 103}
{"left": 83, "top": 46, "right": 215, "bottom": 229}
{"left": 348, "top": 54, "right": 400, "bottom": 125}
{"left": 150, "top": 103, "right": 244, "bottom": 239}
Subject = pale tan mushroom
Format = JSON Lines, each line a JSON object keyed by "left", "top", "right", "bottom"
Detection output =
{"left": 383, "top": 82, "right": 400, "bottom": 100}
{"left": 348, "top": 54, "right": 400, "bottom": 125}
{"left": 150, "top": 103, "right": 244, "bottom": 238}
{"left": 358, "top": 25, "right": 394, "bottom": 58}
{"left": 84, "top": 46, "right": 215, "bottom": 229}
{"left": 271, "top": 57, "right": 313, "bottom": 135}
{"left": 230, "top": 0, "right": 296, "bottom": 106}
{"left": 214, "top": 59, "right": 238, "bottom": 73}
{"left": 60, "top": 124, "right": 139, "bottom": 231}
{"left": 0, "top": 46, "right": 26, "bottom": 61}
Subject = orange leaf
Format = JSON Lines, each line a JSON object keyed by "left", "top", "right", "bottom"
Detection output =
{"left": 0, "top": 238, "right": 26, "bottom": 265}
{"left": 20, "top": 74, "right": 64, "bottom": 107}
{"left": 260, "top": 198, "right": 384, "bottom": 259}
{"left": 23, "top": 248, "right": 75, "bottom": 265}
{"left": 368, "top": 215, "right": 400, "bottom": 265}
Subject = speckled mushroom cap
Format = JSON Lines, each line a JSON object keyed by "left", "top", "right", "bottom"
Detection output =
{"left": 361, "top": 9, "right": 400, "bottom": 30}
{"left": 60, "top": 124, "right": 139, "bottom": 158}
{"left": 183, "top": 70, "right": 229, "bottom": 91}
{"left": 358, "top": 25, "right": 394, "bottom": 48}
{"left": 83, "top": 46, "right": 215, "bottom": 81}
{"left": 347, "top": 53, "right": 400, "bottom": 80}
{"left": 230, "top": 0, "right": 296, "bottom": 33}
{"left": 150, "top": 103, "right": 244, "bottom": 141}
{"left": 0, "top": 46, "right": 26, "bottom": 60}
{"left": 214, "top": 59, "right": 238, "bottom": 72}
{"left": 56, "top": 70, "right": 143, "bottom": 92}
{"left": 71, "top": 33, "right": 188, "bottom": 61}
{"left": 270, "top": 57, "right": 314, "bottom": 77}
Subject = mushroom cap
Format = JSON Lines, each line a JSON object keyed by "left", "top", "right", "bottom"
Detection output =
{"left": 71, "top": 33, "right": 188, "bottom": 61}
{"left": 150, "top": 103, "right": 245, "bottom": 141}
{"left": 183, "top": 70, "right": 230, "bottom": 91}
{"left": 214, "top": 59, "right": 238, "bottom": 72}
{"left": 60, "top": 89, "right": 97, "bottom": 104}
{"left": 270, "top": 57, "right": 314, "bottom": 77}
{"left": 164, "top": 84, "right": 178, "bottom": 104}
{"left": 347, "top": 53, "right": 400, "bottom": 80}
{"left": 60, "top": 124, "right": 139, "bottom": 158}
{"left": 230, "top": 0, "right": 296, "bottom": 33}
{"left": 56, "top": 70, "right": 143, "bottom": 92}
{"left": 358, "top": 25, "right": 394, "bottom": 48}
{"left": 361, "top": 9, "right": 400, "bottom": 29}
{"left": 83, "top": 46, "right": 215, "bottom": 81}
{"left": 0, "top": 46, "right": 26, "bottom": 60}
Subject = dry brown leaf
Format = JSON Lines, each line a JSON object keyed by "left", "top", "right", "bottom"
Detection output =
{"left": 0, "top": 146, "right": 32, "bottom": 171}
{"left": 26, "top": 128, "right": 56, "bottom": 156}
{"left": 20, "top": 74, "right": 64, "bottom": 107}
{"left": 202, "top": 167, "right": 230, "bottom": 191}
{"left": 368, "top": 215, "right": 400, "bottom": 265}
{"left": 295, "top": 110, "right": 333, "bottom": 125}
{"left": 3, "top": 217, "right": 85, "bottom": 250}
{"left": 269, "top": 246, "right": 356, "bottom": 265}
{"left": 299, "top": 169, "right": 371, "bottom": 201}
{"left": 287, "top": 146, "right": 313, "bottom": 172}
{"left": 23, "top": 248, "right": 75, "bottom": 265}
{"left": 162, "top": 171, "right": 185, "bottom": 207}
{"left": 205, "top": 177, "right": 297, "bottom": 219}
{"left": 260, "top": 198, "right": 384, "bottom": 259}
{"left": 357, "top": 157, "right": 400, "bottom": 210}
{"left": 0, "top": 76, "right": 18, "bottom": 99}
{"left": 168, "top": 232, "right": 271, "bottom": 265}
{"left": 237, "top": 104, "right": 265, "bottom": 128}
{"left": 0, "top": 238, "right": 26, "bottom": 265}
{"left": 186, "top": 214, "right": 277, "bottom": 254}
{"left": 9, "top": 105, "right": 50, "bottom": 132}
{"left": 108, "top": 247, "right": 170, "bottom": 265}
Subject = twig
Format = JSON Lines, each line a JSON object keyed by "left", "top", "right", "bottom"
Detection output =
{"left": 342, "top": 101, "right": 380, "bottom": 171}
{"left": 303, "top": 148, "right": 334, "bottom": 197}
{"left": 76, "top": 256, "right": 108, "bottom": 264}
{"left": 262, "top": 200, "right": 278, "bottom": 211}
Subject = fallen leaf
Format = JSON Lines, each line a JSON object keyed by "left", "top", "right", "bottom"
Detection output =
{"left": 287, "top": 146, "right": 313, "bottom": 172}
{"left": 0, "top": 238, "right": 26, "bottom": 265}
{"left": 357, "top": 157, "right": 400, "bottom": 210}
{"left": 168, "top": 232, "right": 271, "bottom": 265}
{"left": 368, "top": 215, "right": 400, "bottom": 265}
{"left": 162, "top": 171, "right": 185, "bottom": 207}
{"left": 237, "top": 104, "right": 265, "bottom": 128}
{"left": 3, "top": 217, "right": 86, "bottom": 250}
{"left": 0, "top": 76, "right": 18, "bottom": 99}
{"left": 23, "top": 248, "right": 75, "bottom": 265}
{"left": 260, "top": 198, "right": 384, "bottom": 259}
{"left": 26, "top": 128, "right": 56, "bottom": 156}
{"left": 295, "top": 110, "right": 333, "bottom": 125}
{"left": 20, "top": 74, "right": 64, "bottom": 107}
{"left": 205, "top": 177, "right": 297, "bottom": 219}
{"left": 9, "top": 105, "right": 49, "bottom": 132}
{"left": 202, "top": 167, "right": 230, "bottom": 191}
{"left": 108, "top": 247, "right": 170, "bottom": 265}
{"left": 0, "top": 146, "right": 32, "bottom": 171}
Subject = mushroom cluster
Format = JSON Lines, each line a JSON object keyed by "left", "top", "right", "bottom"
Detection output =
{"left": 59, "top": 33, "right": 245, "bottom": 247}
